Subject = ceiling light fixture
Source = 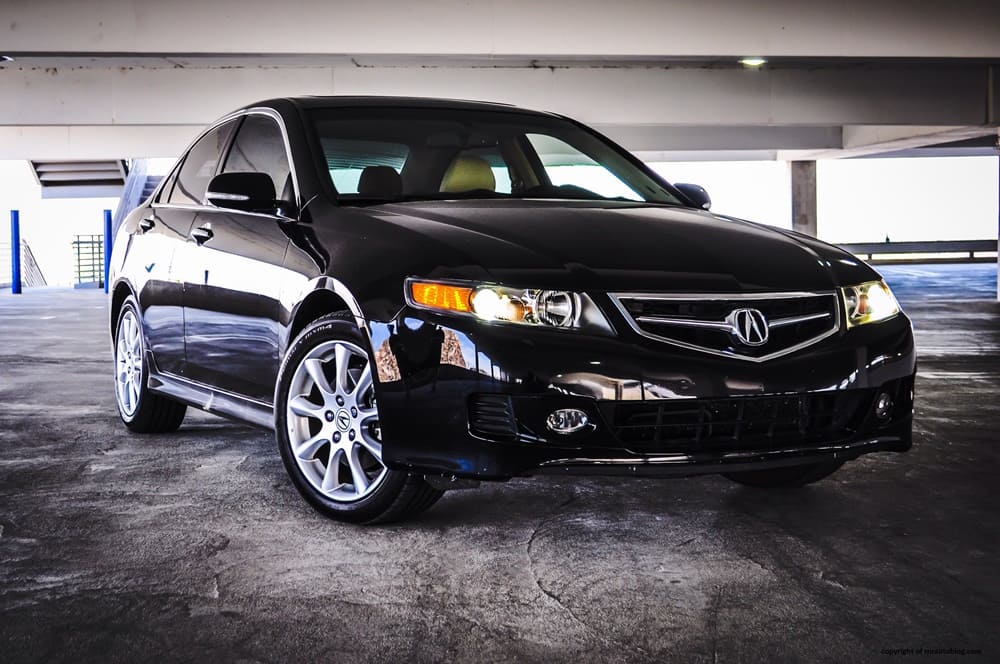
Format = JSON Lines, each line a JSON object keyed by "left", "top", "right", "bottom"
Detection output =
{"left": 739, "top": 57, "right": 766, "bottom": 68}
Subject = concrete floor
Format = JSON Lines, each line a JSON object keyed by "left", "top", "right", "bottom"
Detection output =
{"left": 1, "top": 269, "right": 998, "bottom": 663}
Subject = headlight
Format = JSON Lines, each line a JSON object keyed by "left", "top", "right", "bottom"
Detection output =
{"left": 840, "top": 280, "right": 900, "bottom": 328}
{"left": 405, "top": 279, "right": 614, "bottom": 335}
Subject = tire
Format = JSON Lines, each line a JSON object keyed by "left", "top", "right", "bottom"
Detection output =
{"left": 275, "top": 311, "right": 444, "bottom": 524}
{"left": 114, "top": 296, "right": 187, "bottom": 433}
{"left": 723, "top": 460, "right": 844, "bottom": 489}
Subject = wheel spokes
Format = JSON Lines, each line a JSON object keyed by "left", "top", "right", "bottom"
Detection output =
{"left": 286, "top": 338, "right": 386, "bottom": 503}
{"left": 303, "top": 358, "right": 334, "bottom": 398}
{"left": 352, "top": 363, "right": 372, "bottom": 398}
{"left": 346, "top": 444, "right": 370, "bottom": 493}
{"left": 115, "top": 311, "right": 143, "bottom": 417}
{"left": 358, "top": 429, "right": 382, "bottom": 458}
{"left": 128, "top": 380, "right": 139, "bottom": 410}
{"left": 334, "top": 343, "right": 353, "bottom": 393}
{"left": 322, "top": 448, "right": 344, "bottom": 491}
{"left": 289, "top": 395, "right": 324, "bottom": 420}
{"left": 294, "top": 433, "right": 327, "bottom": 460}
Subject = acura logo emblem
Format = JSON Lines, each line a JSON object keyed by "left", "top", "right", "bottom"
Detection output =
{"left": 336, "top": 409, "right": 352, "bottom": 431}
{"left": 728, "top": 308, "right": 769, "bottom": 346}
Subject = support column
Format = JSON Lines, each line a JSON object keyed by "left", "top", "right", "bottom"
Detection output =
{"left": 790, "top": 161, "right": 818, "bottom": 237}
{"left": 10, "top": 210, "right": 21, "bottom": 295}
{"left": 103, "top": 209, "right": 112, "bottom": 294}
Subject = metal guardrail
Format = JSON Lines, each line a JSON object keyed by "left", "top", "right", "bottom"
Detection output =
{"left": 0, "top": 240, "right": 47, "bottom": 288}
{"left": 72, "top": 234, "right": 105, "bottom": 288}
{"left": 837, "top": 240, "right": 998, "bottom": 264}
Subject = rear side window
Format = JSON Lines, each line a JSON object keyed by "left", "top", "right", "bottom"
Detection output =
{"left": 169, "top": 120, "right": 237, "bottom": 206}
{"left": 155, "top": 163, "right": 181, "bottom": 204}
{"left": 222, "top": 114, "right": 293, "bottom": 201}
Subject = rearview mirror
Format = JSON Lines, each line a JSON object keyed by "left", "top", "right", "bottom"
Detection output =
{"left": 674, "top": 182, "right": 712, "bottom": 210}
{"left": 206, "top": 172, "right": 289, "bottom": 215}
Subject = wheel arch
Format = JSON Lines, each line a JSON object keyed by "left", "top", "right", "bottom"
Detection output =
{"left": 110, "top": 280, "right": 136, "bottom": 340}
{"left": 288, "top": 288, "right": 353, "bottom": 346}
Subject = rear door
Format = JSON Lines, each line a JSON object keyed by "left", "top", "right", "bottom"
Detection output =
{"left": 181, "top": 112, "right": 296, "bottom": 403}
{"left": 139, "top": 120, "right": 237, "bottom": 376}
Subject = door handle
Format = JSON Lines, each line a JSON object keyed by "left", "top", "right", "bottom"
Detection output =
{"left": 191, "top": 225, "right": 214, "bottom": 245}
{"left": 139, "top": 217, "right": 155, "bottom": 233}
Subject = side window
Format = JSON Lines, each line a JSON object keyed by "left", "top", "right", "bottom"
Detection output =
{"left": 169, "top": 120, "right": 237, "bottom": 205}
{"left": 222, "top": 114, "right": 293, "bottom": 201}
{"left": 155, "top": 163, "right": 181, "bottom": 204}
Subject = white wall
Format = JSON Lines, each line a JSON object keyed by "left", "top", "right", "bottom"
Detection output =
{"left": 650, "top": 161, "right": 793, "bottom": 229}
{"left": 0, "top": 161, "right": 118, "bottom": 287}
{"left": 652, "top": 157, "right": 998, "bottom": 244}
{"left": 817, "top": 157, "right": 999, "bottom": 243}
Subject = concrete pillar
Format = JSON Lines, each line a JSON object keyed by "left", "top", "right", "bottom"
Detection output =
{"left": 791, "top": 161, "right": 818, "bottom": 237}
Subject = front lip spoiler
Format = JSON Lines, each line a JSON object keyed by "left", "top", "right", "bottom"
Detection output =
{"left": 530, "top": 436, "right": 907, "bottom": 477}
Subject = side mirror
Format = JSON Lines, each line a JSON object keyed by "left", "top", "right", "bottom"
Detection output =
{"left": 674, "top": 182, "right": 712, "bottom": 210}
{"left": 206, "top": 172, "right": 287, "bottom": 214}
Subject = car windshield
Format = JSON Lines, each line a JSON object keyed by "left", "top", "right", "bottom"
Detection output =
{"left": 309, "top": 107, "right": 682, "bottom": 206}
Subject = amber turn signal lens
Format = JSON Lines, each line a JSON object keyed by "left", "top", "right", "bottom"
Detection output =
{"left": 409, "top": 281, "right": 473, "bottom": 313}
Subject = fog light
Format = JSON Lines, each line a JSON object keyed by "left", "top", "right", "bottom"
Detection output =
{"left": 875, "top": 392, "right": 893, "bottom": 420}
{"left": 546, "top": 408, "right": 592, "bottom": 435}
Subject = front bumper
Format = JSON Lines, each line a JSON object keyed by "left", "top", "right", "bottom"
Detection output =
{"left": 369, "top": 305, "right": 915, "bottom": 480}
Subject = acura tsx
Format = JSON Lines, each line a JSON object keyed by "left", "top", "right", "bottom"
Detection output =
{"left": 109, "top": 96, "right": 915, "bottom": 523}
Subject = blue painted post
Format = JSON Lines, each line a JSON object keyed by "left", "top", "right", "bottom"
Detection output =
{"left": 103, "top": 209, "right": 112, "bottom": 294}
{"left": 10, "top": 210, "right": 21, "bottom": 295}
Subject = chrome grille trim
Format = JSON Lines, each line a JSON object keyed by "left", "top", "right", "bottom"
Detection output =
{"left": 608, "top": 290, "right": 841, "bottom": 363}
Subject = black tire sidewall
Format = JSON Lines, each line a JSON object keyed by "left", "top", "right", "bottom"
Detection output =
{"left": 275, "top": 313, "right": 409, "bottom": 522}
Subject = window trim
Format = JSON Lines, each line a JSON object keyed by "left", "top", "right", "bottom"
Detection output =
{"left": 152, "top": 107, "right": 301, "bottom": 214}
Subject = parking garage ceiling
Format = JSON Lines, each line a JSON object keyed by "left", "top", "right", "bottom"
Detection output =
{"left": 0, "top": 0, "right": 998, "bottom": 160}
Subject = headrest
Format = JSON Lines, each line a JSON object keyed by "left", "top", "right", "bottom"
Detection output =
{"left": 439, "top": 156, "right": 496, "bottom": 194}
{"left": 358, "top": 165, "right": 402, "bottom": 198}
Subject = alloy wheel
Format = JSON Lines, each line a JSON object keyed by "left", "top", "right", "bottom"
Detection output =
{"left": 115, "top": 309, "right": 142, "bottom": 417}
{"left": 284, "top": 340, "right": 386, "bottom": 502}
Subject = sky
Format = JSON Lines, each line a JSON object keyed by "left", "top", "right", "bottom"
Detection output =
{"left": 0, "top": 156, "right": 997, "bottom": 287}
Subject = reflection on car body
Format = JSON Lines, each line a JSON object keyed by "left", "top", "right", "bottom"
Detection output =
{"left": 109, "top": 97, "right": 915, "bottom": 523}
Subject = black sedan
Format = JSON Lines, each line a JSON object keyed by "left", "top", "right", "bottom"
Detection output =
{"left": 109, "top": 96, "right": 915, "bottom": 523}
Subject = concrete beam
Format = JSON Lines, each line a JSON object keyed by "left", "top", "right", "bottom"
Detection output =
{"left": 777, "top": 126, "right": 1000, "bottom": 161}
{"left": 3, "top": 0, "right": 1000, "bottom": 59}
{"left": 0, "top": 64, "right": 994, "bottom": 125}
{"left": 0, "top": 126, "right": 199, "bottom": 160}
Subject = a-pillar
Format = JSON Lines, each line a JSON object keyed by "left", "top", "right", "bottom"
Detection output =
{"left": 790, "top": 161, "right": 818, "bottom": 238}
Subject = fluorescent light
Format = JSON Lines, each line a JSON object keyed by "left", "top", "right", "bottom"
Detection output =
{"left": 0, "top": 55, "right": 14, "bottom": 63}
{"left": 739, "top": 57, "right": 767, "bottom": 68}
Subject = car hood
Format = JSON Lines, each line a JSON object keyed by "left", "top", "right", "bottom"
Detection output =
{"left": 353, "top": 199, "right": 878, "bottom": 293}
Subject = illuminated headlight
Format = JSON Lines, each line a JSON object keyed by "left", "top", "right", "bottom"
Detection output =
{"left": 840, "top": 280, "right": 900, "bottom": 328}
{"left": 406, "top": 279, "right": 614, "bottom": 334}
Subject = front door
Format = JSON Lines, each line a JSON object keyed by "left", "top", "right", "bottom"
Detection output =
{"left": 181, "top": 112, "right": 297, "bottom": 403}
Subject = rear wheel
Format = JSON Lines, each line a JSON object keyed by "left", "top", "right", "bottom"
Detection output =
{"left": 114, "top": 297, "right": 186, "bottom": 432}
{"left": 723, "top": 460, "right": 844, "bottom": 488}
{"left": 275, "top": 312, "right": 443, "bottom": 524}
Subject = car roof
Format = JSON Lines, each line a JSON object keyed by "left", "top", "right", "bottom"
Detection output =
{"left": 241, "top": 95, "right": 560, "bottom": 117}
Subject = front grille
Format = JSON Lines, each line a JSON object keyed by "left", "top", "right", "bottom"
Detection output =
{"left": 611, "top": 292, "right": 840, "bottom": 361}
{"left": 601, "top": 390, "right": 875, "bottom": 455}
{"left": 469, "top": 394, "right": 517, "bottom": 440}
